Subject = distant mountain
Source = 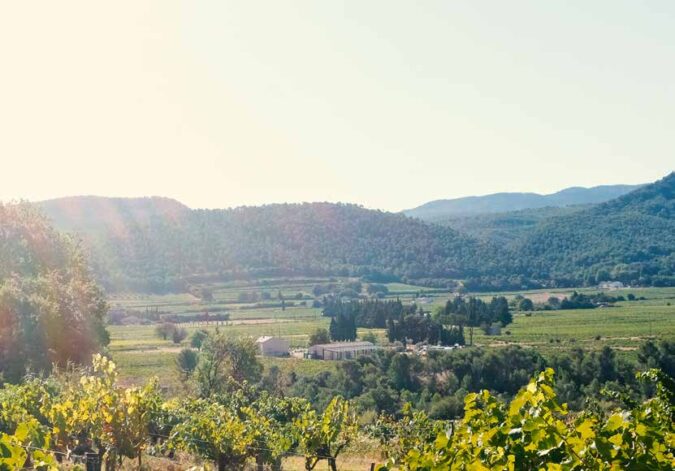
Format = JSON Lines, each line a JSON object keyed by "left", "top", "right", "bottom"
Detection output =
{"left": 39, "top": 200, "right": 504, "bottom": 292}
{"left": 513, "top": 173, "right": 675, "bottom": 286}
{"left": 404, "top": 184, "right": 644, "bottom": 220}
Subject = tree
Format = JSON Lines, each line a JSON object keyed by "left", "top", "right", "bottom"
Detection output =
{"left": 155, "top": 322, "right": 176, "bottom": 341}
{"left": 176, "top": 348, "right": 199, "bottom": 378}
{"left": 191, "top": 329, "right": 209, "bottom": 350}
{"left": 172, "top": 327, "right": 188, "bottom": 344}
{"left": 0, "top": 203, "right": 109, "bottom": 382}
{"left": 519, "top": 297, "right": 534, "bottom": 311}
{"left": 309, "top": 328, "right": 330, "bottom": 346}
{"left": 489, "top": 296, "right": 512, "bottom": 326}
{"left": 195, "top": 333, "right": 263, "bottom": 396}
{"left": 388, "top": 354, "right": 416, "bottom": 391}
{"left": 295, "top": 397, "right": 358, "bottom": 471}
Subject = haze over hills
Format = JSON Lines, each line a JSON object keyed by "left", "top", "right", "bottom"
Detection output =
{"left": 404, "top": 183, "right": 644, "bottom": 220}
{"left": 35, "top": 173, "right": 674, "bottom": 292}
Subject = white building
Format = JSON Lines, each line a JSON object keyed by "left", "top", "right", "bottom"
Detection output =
{"left": 308, "top": 341, "right": 377, "bottom": 360}
{"left": 256, "top": 336, "right": 289, "bottom": 357}
{"left": 599, "top": 281, "right": 624, "bottom": 290}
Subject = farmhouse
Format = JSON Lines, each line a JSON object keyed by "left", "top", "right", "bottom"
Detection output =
{"left": 256, "top": 336, "right": 289, "bottom": 357}
{"left": 308, "top": 341, "right": 377, "bottom": 360}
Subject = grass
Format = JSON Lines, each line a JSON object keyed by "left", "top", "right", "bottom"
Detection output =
{"left": 472, "top": 301, "right": 674, "bottom": 358}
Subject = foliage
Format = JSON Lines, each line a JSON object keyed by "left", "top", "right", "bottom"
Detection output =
{"left": 194, "top": 333, "right": 263, "bottom": 396}
{"left": 0, "top": 203, "right": 109, "bottom": 382}
{"left": 176, "top": 349, "right": 199, "bottom": 378}
{"left": 168, "top": 399, "right": 253, "bottom": 471}
{"left": 40, "top": 200, "right": 503, "bottom": 293}
{"left": 42, "top": 354, "right": 161, "bottom": 469}
{"left": 0, "top": 420, "right": 58, "bottom": 470}
{"left": 1, "top": 351, "right": 674, "bottom": 470}
{"left": 294, "top": 396, "right": 358, "bottom": 471}
{"left": 190, "top": 329, "right": 209, "bottom": 350}
{"left": 378, "top": 368, "right": 675, "bottom": 470}
{"left": 308, "top": 328, "right": 330, "bottom": 346}
{"left": 370, "top": 403, "right": 448, "bottom": 465}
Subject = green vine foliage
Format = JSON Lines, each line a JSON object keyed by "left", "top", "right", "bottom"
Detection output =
{"left": 294, "top": 396, "right": 358, "bottom": 471}
{"left": 378, "top": 368, "right": 675, "bottom": 470}
{"left": 1, "top": 356, "right": 673, "bottom": 470}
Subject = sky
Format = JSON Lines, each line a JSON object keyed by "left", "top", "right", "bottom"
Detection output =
{"left": 0, "top": 1, "right": 673, "bottom": 211}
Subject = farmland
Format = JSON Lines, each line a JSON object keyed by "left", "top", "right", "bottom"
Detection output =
{"left": 107, "top": 280, "right": 675, "bottom": 390}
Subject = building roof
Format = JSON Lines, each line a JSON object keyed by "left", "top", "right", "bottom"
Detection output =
{"left": 256, "top": 336, "right": 276, "bottom": 344}
{"left": 311, "top": 341, "right": 376, "bottom": 351}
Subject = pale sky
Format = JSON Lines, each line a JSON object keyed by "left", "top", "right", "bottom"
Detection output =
{"left": 0, "top": 1, "right": 673, "bottom": 211}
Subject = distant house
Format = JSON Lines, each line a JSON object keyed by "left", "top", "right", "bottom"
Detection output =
{"left": 598, "top": 281, "right": 624, "bottom": 290}
{"left": 256, "top": 336, "right": 289, "bottom": 357}
{"left": 308, "top": 341, "right": 377, "bottom": 360}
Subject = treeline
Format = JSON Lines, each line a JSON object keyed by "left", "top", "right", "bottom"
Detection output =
{"left": 288, "top": 340, "right": 675, "bottom": 418}
{"left": 321, "top": 296, "right": 513, "bottom": 346}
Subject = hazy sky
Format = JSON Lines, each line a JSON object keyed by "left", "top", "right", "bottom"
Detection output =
{"left": 1, "top": 1, "right": 673, "bottom": 211}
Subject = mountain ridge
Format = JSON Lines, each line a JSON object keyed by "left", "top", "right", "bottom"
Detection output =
{"left": 404, "top": 183, "right": 644, "bottom": 220}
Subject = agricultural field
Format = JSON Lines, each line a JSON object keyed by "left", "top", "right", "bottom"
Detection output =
{"left": 107, "top": 279, "right": 675, "bottom": 391}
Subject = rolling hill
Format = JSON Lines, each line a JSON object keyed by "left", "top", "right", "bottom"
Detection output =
{"left": 404, "top": 183, "right": 643, "bottom": 220}
{"left": 513, "top": 172, "right": 675, "bottom": 286}
{"left": 35, "top": 174, "right": 674, "bottom": 292}
{"left": 38, "top": 199, "right": 505, "bottom": 292}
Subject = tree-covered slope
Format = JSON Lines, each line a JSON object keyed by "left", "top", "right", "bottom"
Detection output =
{"left": 433, "top": 205, "right": 590, "bottom": 246}
{"left": 40, "top": 201, "right": 504, "bottom": 292}
{"left": 36, "top": 173, "right": 675, "bottom": 292}
{"left": 514, "top": 172, "right": 675, "bottom": 286}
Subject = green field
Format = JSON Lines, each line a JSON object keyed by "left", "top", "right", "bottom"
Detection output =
{"left": 107, "top": 281, "right": 675, "bottom": 391}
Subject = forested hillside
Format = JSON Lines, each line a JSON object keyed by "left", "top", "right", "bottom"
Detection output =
{"left": 37, "top": 174, "right": 675, "bottom": 292}
{"left": 432, "top": 205, "right": 588, "bottom": 246}
{"left": 40, "top": 200, "right": 505, "bottom": 292}
{"left": 514, "top": 172, "right": 675, "bottom": 287}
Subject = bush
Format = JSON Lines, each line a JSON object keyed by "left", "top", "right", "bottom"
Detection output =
{"left": 172, "top": 327, "right": 188, "bottom": 344}
{"left": 309, "top": 328, "right": 330, "bottom": 346}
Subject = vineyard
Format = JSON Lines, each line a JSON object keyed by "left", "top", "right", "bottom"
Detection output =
{"left": 1, "top": 355, "right": 673, "bottom": 470}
